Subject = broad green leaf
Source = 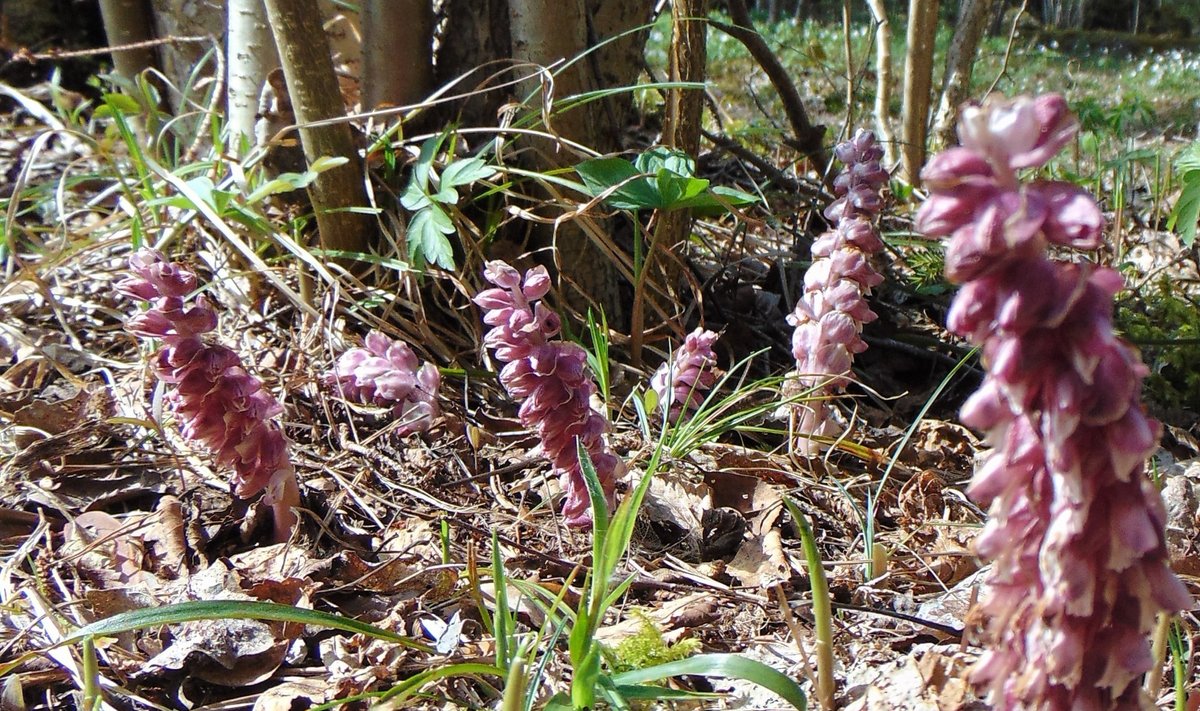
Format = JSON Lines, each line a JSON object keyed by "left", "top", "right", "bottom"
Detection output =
{"left": 612, "top": 653, "right": 807, "bottom": 710}
{"left": 575, "top": 158, "right": 661, "bottom": 210}
{"left": 441, "top": 157, "right": 496, "bottom": 188}
{"left": 1171, "top": 141, "right": 1200, "bottom": 247}
{"left": 95, "top": 93, "right": 141, "bottom": 117}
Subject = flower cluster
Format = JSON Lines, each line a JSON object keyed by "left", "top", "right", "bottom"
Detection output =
{"left": 917, "top": 94, "right": 1190, "bottom": 709}
{"left": 787, "top": 129, "right": 888, "bottom": 454}
{"left": 324, "top": 330, "right": 440, "bottom": 435}
{"left": 119, "top": 249, "right": 299, "bottom": 539}
{"left": 474, "top": 261, "right": 622, "bottom": 527}
{"left": 650, "top": 327, "right": 721, "bottom": 421}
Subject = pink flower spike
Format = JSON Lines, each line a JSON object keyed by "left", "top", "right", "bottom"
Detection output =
{"left": 919, "top": 93, "right": 1188, "bottom": 709}
{"left": 121, "top": 249, "right": 299, "bottom": 541}
{"left": 476, "top": 260, "right": 621, "bottom": 527}
{"left": 651, "top": 328, "right": 722, "bottom": 420}
{"left": 324, "top": 330, "right": 441, "bottom": 436}
{"left": 787, "top": 129, "right": 887, "bottom": 455}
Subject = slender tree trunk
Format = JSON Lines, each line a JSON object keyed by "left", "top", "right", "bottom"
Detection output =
{"left": 666, "top": 0, "right": 708, "bottom": 157}
{"left": 900, "top": 0, "right": 941, "bottom": 187}
{"left": 227, "top": 0, "right": 278, "bottom": 149}
{"left": 98, "top": 0, "right": 159, "bottom": 87}
{"left": 509, "top": 0, "right": 623, "bottom": 325}
{"left": 865, "top": 0, "right": 897, "bottom": 165}
{"left": 931, "top": 0, "right": 996, "bottom": 150}
{"left": 362, "top": 0, "right": 433, "bottom": 110}
{"left": 263, "top": 0, "right": 372, "bottom": 257}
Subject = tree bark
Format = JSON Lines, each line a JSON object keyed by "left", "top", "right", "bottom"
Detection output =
{"left": 227, "top": 0, "right": 279, "bottom": 149}
{"left": 508, "top": 0, "right": 623, "bottom": 325}
{"left": 931, "top": 0, "right": 997, "bottom": 151}
{"left": 900, "top": 0, "right": 941, "bottom": 187}
{"left": 98, "top": 0, "right": 159, "bottom": 87}
{"left": 362, "top": 0, "right": 433, "bottom": 110}
{"left": 865, "top": 0, "right": 898, "bottom": 165}
{"left": 148, "top": 0, "right": 223, "bottom": 114}
{"left": 263, "top": 0, "right": 372, "bottom": 257}
{"left": 587, "top": 0, "right": 656, "bottom": 144}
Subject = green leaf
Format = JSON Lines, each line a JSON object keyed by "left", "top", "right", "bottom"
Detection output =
{"left": 400, "top": 180, "right": 432, "bottom": 211}
{"left": 308, "top": 155, "right": 349, "bottom": 173}
{"left": 612, "top": 654, "right": 807, "bottom": 710}
{"left": 430, "top": 186, "right": 459, "bottom": 204}
{"left": 66, "top": 600, "right": 426, "bottom": 649}
{"left": 407, "top": 207, "right": 456, "bottom": 270}
{"left": 1171, "top": 141, "right": 1200, "bottom": 247}
{"left": 441, "top": 157, "right": 496, "bottom": 189}
{"left": 413, "top": 134, "right": 445, "bottom": 188}
{"left": 575, "top": 157, "right": 661, "bottom": 210}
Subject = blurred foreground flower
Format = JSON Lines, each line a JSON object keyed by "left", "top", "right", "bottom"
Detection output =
{"left": 650, "top": 327, "right": 721, "bottom": 421}
{"left": 918, "top": 93, "right": 1189, "bottom": 709}
{"left": 787, "top": 129, "right": 887, "bottom": 454}
{"left": 324, "top": 330, "right": 440, "bottom": 435}
{"left": 474, "top": 261, "right": 622, "bottom": 526}
{"left": 119, "top": 249, "right": 299, "bottom": 540}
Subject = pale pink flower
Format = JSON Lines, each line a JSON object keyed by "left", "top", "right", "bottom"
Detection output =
{"left": 917, "top": 94, "right": 1190, "bottom": 710}
{"left": 324, "top": 330, "right": 440, "bottom": 435}
{"left": 788, "top": 129, "right": 888, "bottom": 454}
{"left": 651, "top": 328, "right": 721, "bottom": 421}
{"left": 119, "top": 249, "right": 299, "bottom": 540}
{"left": 474, "top": 261, "right": 622, "bottom": 527}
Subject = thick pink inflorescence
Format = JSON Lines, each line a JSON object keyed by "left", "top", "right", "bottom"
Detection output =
{"left": 324, "top": 330, "right": 441, "bottom": 435}
{"left": 474, "top": 261, "right": 622, "bottom": 527}
{"left": 787, "top": 129, "right": 888, "bottom": 454}
{"left": 118, "top": 249, "right": 300, "bottom": 539}
{"left": 917, "top": 94, "right": 1190, "bottom": 710}
{"left": 650, "top": 327, "right": 721, "bottom": 421}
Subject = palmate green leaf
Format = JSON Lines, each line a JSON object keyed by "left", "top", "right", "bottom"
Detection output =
{"left": 407, "top": 205, "right": 456, "bottom": 269}
{"left": 612, "top": 653, "right": 807, "bottom": 710}
{"left": 441, "top": 156, "right": 497, "bottom": 189}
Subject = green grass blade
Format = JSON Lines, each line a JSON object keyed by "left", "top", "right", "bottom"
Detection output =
{"left": 611, "top": 653, "right": 807, "bottom": 710}
{"left": 65, "top": 600, "right": 427, "bottom": 650}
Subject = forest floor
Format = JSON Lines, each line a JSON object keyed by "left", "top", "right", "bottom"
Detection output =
{"left": 3, "top": 15, "right": 1200, "bottom": 711}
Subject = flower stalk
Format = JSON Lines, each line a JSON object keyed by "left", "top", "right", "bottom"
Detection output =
{"left": 788, "top": 129, "right": 888, "bottom": 454}
{"left": 650, "top": 327, "right": 721, "bottom": 422}
{"left": 119, "top": 249, "right": 299, "bottom": 540}
{"left": 324, "top": 330, "right": 440, "bottom": 435}
{"left": 917, "top": 93, "right": 1190, "bottom": 709}
{"left": 474, "top": 261, "right": 622, "bottom": 527}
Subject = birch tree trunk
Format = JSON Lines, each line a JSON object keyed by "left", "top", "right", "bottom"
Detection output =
{"left": 263, "top": 0, "right": 372, "bottom": 257}
{"left": 227, "top": 0, "right": 278, "bottom": 148}
{"left": 900, "top": 0, "right": 941, "bottom": 186}
{"left": 930, "top": 0, "right": 996, "bottom": 151}
{"left": 865, "top": 0, "right": 897, "bottom": 165}
{"left": 148, "top": 0, "right": 223, "bottom": 113}
{"left": 362, "top": 0, "right": 433, "bottom": 110}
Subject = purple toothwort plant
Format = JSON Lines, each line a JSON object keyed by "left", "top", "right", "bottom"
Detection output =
{"left": 650, "top": 327, "right": 721, "bottom": 421}
{"left": 917, "top": 93, "right": 1190, "bottom": 709}
{"left": 324, "top": 330, "right": 440, "bottom": 435}
{"left": 118, "top": 249, "right": 300, "bottom": 540}
{"left": 473, "top": 261, "right": 622, "bottom": 527}
{"left": 787, "top": 129, "right": 888, "bottom": 454}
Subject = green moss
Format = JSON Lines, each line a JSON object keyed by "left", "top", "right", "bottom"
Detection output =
{"left": 605, "top": 612, "right": 702, "bottom": 673}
